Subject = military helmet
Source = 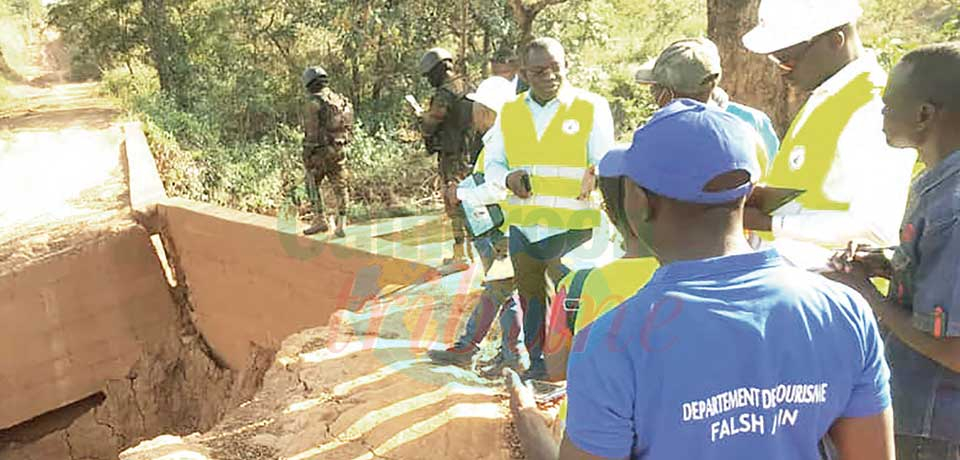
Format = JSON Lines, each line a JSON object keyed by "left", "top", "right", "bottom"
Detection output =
{"left": 302, "top": 66, "right": 328, "bottom": 88}
{"left": 418, "top": 48, "right": 453, "bottom": 75}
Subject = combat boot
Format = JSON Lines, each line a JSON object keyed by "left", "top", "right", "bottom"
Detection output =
{"left": 427, "top": 344, "right": 478, "bottom": 368}
{"left": 334, "top": 215, "right": 346, "bottom": 238}
{"left": 303, "top": 215, "right": 329, "bottom": 235}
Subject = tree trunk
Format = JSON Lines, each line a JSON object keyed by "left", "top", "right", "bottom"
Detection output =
{"left": 141, "top": 0, "right": 188, "bottom": 108}
{"left": 458, "top": 0, "right": 470, "bottom": 75}
{"left": 508, "top": 0, "right": 568, "bottom": 51}
{"left": 707, "top": 0, "right": 805, "bottom": 135}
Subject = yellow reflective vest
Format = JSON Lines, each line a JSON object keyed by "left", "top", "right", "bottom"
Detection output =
{"left": 555, "top": 257, "right": 660, "bottom": 423}
{"left": 766, "top": 72, "right": 878, "bottom": 211}
{"left": 499, "top": 94, "right": 601, "bottom": 231}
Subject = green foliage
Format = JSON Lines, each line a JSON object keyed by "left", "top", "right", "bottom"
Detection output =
{"left": 344, "top": 122, "right": 437, "bottom": 220}
{"left": 861, "top": 0, "right": 959, "bottom": 70}
{"left": 59, "top": 0, "right": 958, "bottom": 222}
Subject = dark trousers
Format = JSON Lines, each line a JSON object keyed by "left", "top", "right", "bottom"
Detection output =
{"left": 509, "top": 227, "right": 592, "bottom": 366}
{"left": 896, "top": 435, "right": 960, "bottom": 460}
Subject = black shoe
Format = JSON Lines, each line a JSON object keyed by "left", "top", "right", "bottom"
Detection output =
{"left": 521, "top": 360, "right": 549, "bottom": 381}
{"left": 478, "top": 352, "right": 529, "bottom": 379}
{"left": 303, "top": 218, "right": 329, "bottom": 235}
{"left": 427, "top": 345, "right": 477, "bottom": 368}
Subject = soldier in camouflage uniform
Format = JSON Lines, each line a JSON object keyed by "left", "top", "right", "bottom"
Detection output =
{"left": 418, "top": 48, "right": 477, "bottom": 265}
{"left": 301, "top": 66, "right": 355, "bottom": 237}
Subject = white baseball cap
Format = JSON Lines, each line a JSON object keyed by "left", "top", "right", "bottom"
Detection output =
{"left": 742, "top": 0, "right": 863, "bottom": 55}
{"left": 466, "top": 76, "right": 516, "bottom": 114}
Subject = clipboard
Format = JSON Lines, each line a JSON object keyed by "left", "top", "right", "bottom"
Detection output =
{"left": 746, "top": 186, "right": 805, "bottom": 214}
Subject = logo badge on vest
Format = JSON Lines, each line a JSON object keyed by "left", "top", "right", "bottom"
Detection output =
{"left": 562, "top": 119, "right": 580, "bottom": 135}
{"left": 788, "top": 146, "right": 806, "bottom": 171}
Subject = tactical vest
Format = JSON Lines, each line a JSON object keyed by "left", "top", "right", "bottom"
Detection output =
{"left": 431, "top": 78, "right": 475, "bottom": 155}
{"left": 312, "top": 88, "right": 354, "bottom": 147}
{"left": 766, "top": 71, "right": 878, "bottom": 211}
{"left": 499, "top": 93, "right": 601, "bottom": 230}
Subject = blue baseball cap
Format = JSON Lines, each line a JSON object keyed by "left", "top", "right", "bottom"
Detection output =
{"left": 599, "top": 99, "right": 760, "bottom": 204}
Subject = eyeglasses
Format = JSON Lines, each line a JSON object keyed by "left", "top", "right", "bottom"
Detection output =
{"left": 526, "top": 64, "right": 561, "bottom": 78}
{"left": 767, "top": 27, "right": 841, "bottom": 68}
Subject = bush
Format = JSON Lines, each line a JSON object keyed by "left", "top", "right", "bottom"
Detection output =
{"left": 345, "top": 122, "right": 438, "bottom": 220}
{"left": 102, "top": 64, "right": 438, "bottom": 220}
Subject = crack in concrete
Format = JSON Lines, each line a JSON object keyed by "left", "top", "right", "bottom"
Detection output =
{"left": 63, "top": 429, "right": 76, "bottom": 460}
{"left": 128, "top": 377, "right": 147, "bottom": 433}
{"left": 92, "top": 405, "right": 126, "bottom": 448}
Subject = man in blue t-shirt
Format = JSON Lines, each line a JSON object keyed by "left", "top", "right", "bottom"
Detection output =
{"left": 560, "top": 100, "right": 893, "bottom": 460}
{"left": 635, "top": 37, "right": 780, "bottom": 164}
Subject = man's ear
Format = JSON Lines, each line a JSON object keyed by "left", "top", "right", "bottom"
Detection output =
{"left": 623, "top": 179, "right": 654, "bottom": 238}
{"left": 917, "top": 102, "right": 938, "bottom": 129}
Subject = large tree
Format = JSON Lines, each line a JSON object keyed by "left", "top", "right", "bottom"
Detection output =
{"left": 707, "top": 0, "right": 804, "bottom": 135}
{"left": 508, "top": 0, "right": 569, "bottom": 48}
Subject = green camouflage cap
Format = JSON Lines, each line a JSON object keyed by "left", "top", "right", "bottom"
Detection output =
{"left": 635, "top": 38, "right": 722, "bottom": 94}
{"left": 418, "top": 47, "right": 453, "bottom": 75}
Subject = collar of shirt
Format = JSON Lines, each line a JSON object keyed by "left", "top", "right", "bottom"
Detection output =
{"left": 812, "top": 51, "right": 882, "bottom": 98}
{"left": 649, "top": 249, "right": 782, "bottom": 284}
{"left": 524, "top": 84, "right": 576, "bottom": 110}
{"left": 914, "top": 150, "right": 960, "bottom": 198}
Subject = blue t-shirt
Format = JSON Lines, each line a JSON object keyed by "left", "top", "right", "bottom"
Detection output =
{"left": 565, "top": 249, "right": 891, "bottom": 460}
{"left": 725, "top": 102, "right": 780, "bottom": 163}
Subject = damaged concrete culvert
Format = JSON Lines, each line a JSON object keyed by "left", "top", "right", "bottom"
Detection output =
{"left": 4, "top": 23, "right": 532, "bottom": 460}
{"left": 0, "top": 224, "right": 277, "bottom": 460}
{"left": 0, "top": 29, "right": 274, "bottom": 460}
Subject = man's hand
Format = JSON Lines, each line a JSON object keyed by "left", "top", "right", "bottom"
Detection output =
{"left": 743, "top": 206, "right": 773, "bottom": 232}
{"left": 504, "top": 368, "right": 558, "bottom": 460}
{"left": 444, "top": 182, "right": 460, "bottom": 207}
{"left": 578, "top": 167, "right": 596, "bottom": 201}
{"left": 505, "top": 368, "right": 540, "bottom": 416}
{"left": 825, "top": 243, "right": 885, "bottom": 300}
{"left": 830, "top": 242, "right": 894, "bottom": 279}
{"left": 507, "top": 170, "right": 532, "bottom": 199}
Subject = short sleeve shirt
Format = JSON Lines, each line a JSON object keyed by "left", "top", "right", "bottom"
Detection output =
{"left": 884, "top": 150, "right": 960, "bottom": 441}
{"left": 565, "top": 249, "right": 891, "bottom": 459}
{"left": 725, "top": 101, "right": 781, "bottom": 164}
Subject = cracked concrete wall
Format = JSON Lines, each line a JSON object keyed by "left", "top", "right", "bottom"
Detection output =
{"left": 0, "top": 223, "right": 177, "bottom": 431}
{"left": 157, "top": 198, "right": 439, "bottom": 370}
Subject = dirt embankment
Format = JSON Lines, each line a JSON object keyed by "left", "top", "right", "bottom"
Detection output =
{"left": 121, "top": 272, "right": 524, "bottom": 460}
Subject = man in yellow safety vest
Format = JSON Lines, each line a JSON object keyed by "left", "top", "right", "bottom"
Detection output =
{"left": 483, "top": 37, "right": 615, "bottom": 380}
{"left": 740, "top": 0, "right": 918, "bottom": 269}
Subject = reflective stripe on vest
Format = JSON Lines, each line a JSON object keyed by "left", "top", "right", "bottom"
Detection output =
{"left": 766, "top": 71, "right": 879, "bottom": 211}
{"left": 501, "top": 93, "right": 600, "bottom": 230}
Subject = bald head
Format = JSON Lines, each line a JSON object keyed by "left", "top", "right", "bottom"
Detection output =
{"left": 523, "top": 37, "right": 566, "bottom": 66}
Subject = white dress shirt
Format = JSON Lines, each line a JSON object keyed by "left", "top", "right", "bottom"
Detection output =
{"left": 770, "top": 52, "right": 918, "bottom": 268}
{"left": 483, "top": 85, "right": 615, "bottom": 243}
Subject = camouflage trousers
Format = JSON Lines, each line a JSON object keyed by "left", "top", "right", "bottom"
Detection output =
{"left": 438, "top": 152, "right": 471, "bottom": 244}
{"left": 303, "top": 145, "right": 348, "bottom": 218}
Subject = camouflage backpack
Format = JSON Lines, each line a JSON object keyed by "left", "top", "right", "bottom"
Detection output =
{"left": 316, "top": 88, "right": 355, "bottom": 146}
